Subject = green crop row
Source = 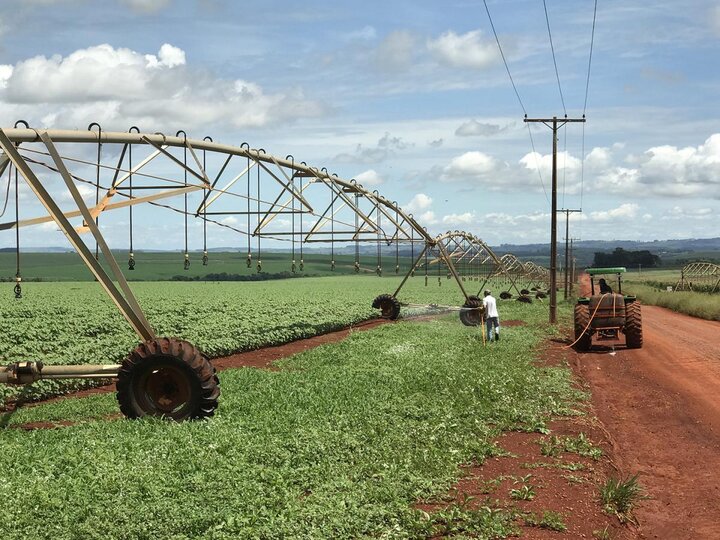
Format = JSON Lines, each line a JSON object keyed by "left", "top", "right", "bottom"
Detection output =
{"left": 0, "top": 275, "right": 510, "bottom": 405}
{"left": 0, "top": 300, "right": 578, "bottom": 539}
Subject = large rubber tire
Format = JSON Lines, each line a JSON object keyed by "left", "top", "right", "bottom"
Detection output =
{"left": 625, "top": 301, "right": 643, "bottom": 349}
{"left": 372, "top": 294, "right": 401, "bottom": 320}
{"left": 116, "top": 338, "right": 220, "bottom": 420}
{"left": 574, "top": 304, "right": 592, "bottom": 351}
{"left": 460, "top": 295, "right": 483, "bottom": 326}
{"left": 517, "top": 295, "right": 532, "bottom": 304}
{"left": 499, "top": 291, "right": 513, "bottom": 300}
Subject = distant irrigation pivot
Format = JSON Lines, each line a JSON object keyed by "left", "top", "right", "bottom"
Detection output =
{"left": 675, "top": 262, "right": 720, "bottom": 293}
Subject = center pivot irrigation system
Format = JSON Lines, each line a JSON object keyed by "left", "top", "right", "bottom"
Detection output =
{"left": 0, "top": 124, "right": 535, "bottom": 420}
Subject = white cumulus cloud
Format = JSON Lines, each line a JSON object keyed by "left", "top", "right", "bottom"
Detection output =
{"left": 443, "top": 151, "right": 500, "bottom": 180}
{"left": 355, "top": 169, "right": 384, "bottom": 186}
{"left": 427, "top": 30, "right": 498, "bottom": 69}
{"left": 455, "top": 119, "right": 504, "bottom": 137}
{"left": 0, "top": 43, "right": 324, "bottom": 131}
{"left": 589, "top": 203, "right": 639, "bottom": 222}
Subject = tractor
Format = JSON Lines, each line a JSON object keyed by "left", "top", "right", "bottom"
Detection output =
{"left": 573, "top": 267, "right": 643, "bottom": 351}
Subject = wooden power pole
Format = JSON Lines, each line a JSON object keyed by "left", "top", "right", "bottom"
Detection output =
{"left": 524, "top": 115, "right": 586, "bottom": 324}
{"left": 560, "top": 209, "right": 582, "bottom": 300}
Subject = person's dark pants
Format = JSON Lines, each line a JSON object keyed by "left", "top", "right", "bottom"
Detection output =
{"left": 486, "top": 316, "right": 499, "bottom": 341}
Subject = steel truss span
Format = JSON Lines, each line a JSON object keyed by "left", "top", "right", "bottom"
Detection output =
{"left": 0, "top": 124, "right": 526, "bottom": 410}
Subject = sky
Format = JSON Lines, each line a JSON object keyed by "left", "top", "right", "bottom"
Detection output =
{"left": 0, "top": 0, "right": 718, "bottom": 249}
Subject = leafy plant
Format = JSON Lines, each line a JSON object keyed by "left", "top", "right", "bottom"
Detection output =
{"left": 510, "top": 484, "right": 536, "bottom": 501}
{"left": 524, "top": 510, "right": 567, "bottom": 531}
{"left": 600, "top": 473, "right": 646, "bottom": 523}
{"left": 593, "top": 525, "right": 614, "bottom": 539}
{"left": 539, "top": 432, "right": 602, "bottom": 459}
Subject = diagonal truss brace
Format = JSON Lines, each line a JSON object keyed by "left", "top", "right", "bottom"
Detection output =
{"left": 0, "top": 129, "right": 155, "bottom": 342}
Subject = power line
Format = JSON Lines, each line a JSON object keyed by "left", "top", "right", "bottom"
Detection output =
{"left": 583, "top": 0, "right": 599, "bottom": 115}
{"left": 483, "top": 0, "right": 549, "bottom": 205}
{"left": 542, "top": 0, "right": 567, "bottom": 115}
{"left": 483, "top": 0, "right": 527, "bottom": 115}
{"left": 580, "top": 0, "right": 598, "bottom": 237}
{"left": 526, "top": 123, "right": 550, "bottom": 205}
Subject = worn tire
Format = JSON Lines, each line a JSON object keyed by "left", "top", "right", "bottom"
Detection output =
{"left": 517, "top": 295, "right": 532, "bottom": 304}
{"left": 499, "top": 291, "right": 513, "bottom": 300}
{"left": 372, "top": 294, "right": 401, "bottom": 320}
{"left": 625, "top": 301, "right": 643, "bottom": 349}
{"left": 460, "top": 296, "right": 483, "bottom": 326}
{"left": 520, "top": 288, "right": 530, "bottom": 295}
{"left": 116, "top": 338, "right": 219, "bottom": 420}
{"left": 573, "top": 304, "right": 592, "bottom": 351}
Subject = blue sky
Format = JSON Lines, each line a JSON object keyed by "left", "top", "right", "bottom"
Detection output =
{"left": 0, "top": 0, "right": 718, "bottom": 248}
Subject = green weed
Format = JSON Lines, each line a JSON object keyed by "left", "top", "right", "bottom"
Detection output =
{"left": 524, "top": 510, "right": 567, "bottom": 531}
{"left": 510, "top": 484, "right": 536, "bottom": 501}
{"left": 593, "top": 525, "right": 614, "bottom": 539}
{"left": 600, "top": 473, "right": 646, "bottom": 523}
{"left": 539, "top": 432, "right": 602, "bottom": 459}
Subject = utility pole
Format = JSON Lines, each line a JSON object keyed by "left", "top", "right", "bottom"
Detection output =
{"left": 559, "top": 209, "right": 582, "bottom": 300}
{"left": 569, "top": 237, "right": 581, "bottom": 296}
{"left": 524, "top": 115, "right": 586, "bottom": 324}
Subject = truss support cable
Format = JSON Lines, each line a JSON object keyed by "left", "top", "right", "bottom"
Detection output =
{"left": 128, "top": 141, "right": 135, "bottom": 270}
{"left": 256, "top": 156, "right": 261, "bottom": 273}
{"left": 90, "top": 124, "right": 102, "bottom": 261}
{"left": 299, "top": 172, "right": 304, "bottom": 271}
{"left": 354, "top": 188, "right": 360, "bottom": 273}
{"left": 395, "top": 204, "right": 400, "bottom": 274}
{"left": 13, "top": 163, "right": 21, "bottom": 299}
{"left": 245, "top": 148, "right": 251, "bottom": 268}
{"left": 202, "top": 145, "right": 209, "bottom": 266}
{"left": 330, "top": 183, "right": 335, "bottom": 271}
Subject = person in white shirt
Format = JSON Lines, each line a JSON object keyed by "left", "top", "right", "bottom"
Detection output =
{"left": 482, "top": 290, "right": 500, "bottom": 342}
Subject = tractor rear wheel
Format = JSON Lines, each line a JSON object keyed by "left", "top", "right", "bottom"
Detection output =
{"left": 116, "top": 338, "right": 219, "bottom": 420}
{"left": 460, "top": 295, "right": 483, "bottom": 326}
{"left": 625, "top": 302, "right": 643, "bottom": 349}
{"left": 573, "top": 304, "right": 592, "bottom": 351}
{"left": 372, "top": 294, "right": 401, "bottom": 320}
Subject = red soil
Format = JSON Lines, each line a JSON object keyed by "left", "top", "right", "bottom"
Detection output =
{"left": 567, "top": 275, "right": 720, "bottom": 539}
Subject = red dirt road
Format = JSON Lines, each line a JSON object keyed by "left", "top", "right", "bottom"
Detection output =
{"left": 569, "top": 281, "right": 720, "bottom": 539}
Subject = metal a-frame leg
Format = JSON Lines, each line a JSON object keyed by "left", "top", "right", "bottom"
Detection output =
{"left": 0, "top": 129, "right": 155, "bottom": 342}
{"left": 436, "top": 241, "right": 470, "bottom": 301}
{"left": 392, "top": 243, "right": 428, "bottom": 298}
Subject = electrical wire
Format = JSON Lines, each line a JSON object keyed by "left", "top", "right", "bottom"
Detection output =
{"left": 583, "top": 0, "right": 598, "bottom": 116}
{"left": 579, "top": 0, "right": 598, "bottom": 237}
{"left": 483, "top": 0, "right": 550, "bottom": 206}
{"left": 542, "top": 0, "right": 567, "bottom": 115}
{"left": 482, "top": 0, "right": 526, "bottom": 116}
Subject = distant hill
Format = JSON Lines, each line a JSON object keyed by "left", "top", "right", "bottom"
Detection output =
{"left": 5, "top": 237, "right": 720, "bottom": 270}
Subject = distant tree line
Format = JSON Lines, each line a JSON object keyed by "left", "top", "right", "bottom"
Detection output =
{"left": 171, "top": 271, "right": 305, "bottom": 282}
{"left": 593, "top": 247, "right": 661, "bottom": 268}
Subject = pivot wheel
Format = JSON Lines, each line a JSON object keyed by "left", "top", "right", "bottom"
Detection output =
{"left": 460, "top": 295, "right": 483, "bottom": 327}
{"left": 372, "top": 294, "right": 401, "bottom": 320}
{"left": 117, "top": 338, "right": 220, "bottom": 420}
{"left": 573, "top": 304, "right": 592, "bottom": 351}
{"left": 624, "top": 301, "right": 643, "bottom": 349}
